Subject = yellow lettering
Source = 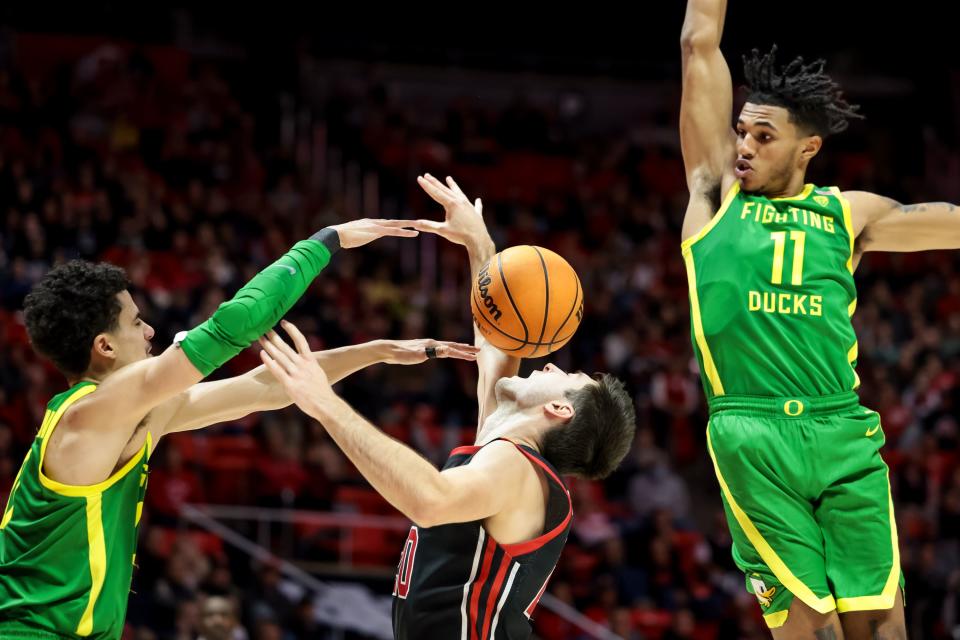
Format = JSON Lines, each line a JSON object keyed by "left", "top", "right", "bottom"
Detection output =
{"left": 824, "top": 217, "right": 835, "bottom": 233}
{"left": 793, "top": 295, "right": 808, "bottom": 314}
{"left": 790, "top": 208, "right": 800, "bottom": 223}
{"left": 811, "top": 295, "right": 823, "bottom": 316}
{"left": 810, "top": 211, "right": 822, "bottom": 229}
{"left": 749, "top": 291, "right": 761, "bottom": 311}
{"left": 802, "top": 209, "right": 809, "bottom": 225}
{"left": 742, "top": 202, "right": 755, "bottom": 219}
{"left": 775, "top": 211, "right": 788, "bottom": 223}
{"left": 762, "top": 205, "right": 776, "bottom": 224}
{"left": 778, "top": 293, "right": 792, "bottom": 314}
{"left": 763, "top": 292, "right": 776, "bottom": 313}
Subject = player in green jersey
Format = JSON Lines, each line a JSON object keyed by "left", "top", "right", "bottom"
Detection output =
{"left": 679, "top": 0, "right": 957, "bottom": 637}
{"left": 0, "top": 218, "right": 478, "bottom": 639}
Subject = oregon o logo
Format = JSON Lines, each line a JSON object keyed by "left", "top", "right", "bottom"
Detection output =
{"left": 783, "top": 400, "right": 804, "bottom": 416}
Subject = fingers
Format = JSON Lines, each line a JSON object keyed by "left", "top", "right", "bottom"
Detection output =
{"left": 445, "top": 176, "right": 467, "bottom": 200}
{"left": 475, "top": 198, "right": 483, "bottom": 217}
{"left": 280, "top": 319, "right": 311, "bottom": 356}
{"left": 259, "top": 349, "right": 288, "bottom": 381}
{"left": 432, "top": 341, "right": 480, "bottom": 361}
{"left": 368, "top": 219, "right": 420, "bottom": 228}
{"left": 417, "top": 174, "right": 453, "bottom": 204}
{"left": 410, "top": 219, "right": 445, "bottom": 233}
{"left": 371, "top": 225, "right": 419, "bottom": 238}
{"left": 259, "top": 331, "right": 299, "bottom": 372}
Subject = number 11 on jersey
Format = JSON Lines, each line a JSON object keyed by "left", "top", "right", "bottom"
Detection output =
{"left": 770, "top": 230, "right": 806, "bottom": 286}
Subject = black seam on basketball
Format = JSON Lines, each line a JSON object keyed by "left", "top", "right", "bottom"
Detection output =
{"left": 472, "top": 287, "right": 527, "bottom": 345}
{"left": 533, "top": 247, "right": 549, "bottom": 347}
{"left": 498, "top": 251, "right": 530, "bottom": 343}
{"left": 547, "top": 273, "right": 581, "bottom": 354}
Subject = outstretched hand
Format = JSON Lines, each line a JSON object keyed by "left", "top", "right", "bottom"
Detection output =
{"left": 331, "top": 218, "right": 420, "bottom": 249}
{"left": 259, "top": 320, "right": 333, "bottom": 417}
{"left": 413, "top": 174, "right": 489, "bottom": 248}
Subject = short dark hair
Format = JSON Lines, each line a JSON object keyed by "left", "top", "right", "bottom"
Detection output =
{"left": 23, "top": 261, "right": 130, "bottom": 377}
{"left": 742, "top": 45, "right": 863, "bottom": 137}
{"left": 540, "top": 374, "right": 636, "bottom": 480}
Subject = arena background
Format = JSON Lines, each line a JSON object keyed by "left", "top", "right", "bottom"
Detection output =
{"left": 0, "top": 4, "right": 958, "bottom": 638}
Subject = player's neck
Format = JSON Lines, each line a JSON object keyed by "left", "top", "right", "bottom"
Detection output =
{"left": 70, "top": 363, "right": 115, "bottom": 387}
{"left": 476, "top": 405, "right": 540, "bottom": 451}
{"left": 762, "top": 172, "right": 808, "bottom": 199}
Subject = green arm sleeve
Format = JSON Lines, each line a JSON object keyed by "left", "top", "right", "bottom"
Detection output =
{"left": 179, "top": 236, "right": 334, "bottom": 376}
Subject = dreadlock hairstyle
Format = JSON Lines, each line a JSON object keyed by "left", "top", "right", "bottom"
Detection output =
{"left": 742, "top": 45, "right": 863, "bottom": 137}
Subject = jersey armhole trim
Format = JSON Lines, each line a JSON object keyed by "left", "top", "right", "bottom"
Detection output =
{"left": 39, "top": 385, "right": 151, "bottom": 498}
{"left": 681, "top": 182, "right": 741, "bottom": 254}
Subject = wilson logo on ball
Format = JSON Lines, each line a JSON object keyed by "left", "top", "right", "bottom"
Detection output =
{"left": 470, "top": 245, "right": 584, "bottom": 359}
{"left": 476, "top": 263, "right": 504, "bottom": 321}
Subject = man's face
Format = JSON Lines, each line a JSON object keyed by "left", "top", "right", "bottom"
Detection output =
{"left": 200, "top": 596, "right": 236, "bottom": 640}
{"left": 735, "top": 103, "right": 815, "bottom": 195}
{"left": 495, "top": 363, "right": 593, "bottom": 410}
{"left": 103, "top": 291, "right": 155, "bottom": 370}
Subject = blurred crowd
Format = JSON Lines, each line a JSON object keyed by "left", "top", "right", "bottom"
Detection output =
{"left": 1, "top": 33, "right": 959, "bottom": 639}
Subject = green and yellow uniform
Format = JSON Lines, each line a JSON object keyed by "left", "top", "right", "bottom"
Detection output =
{"left": 682, "top": 183, "right": 902, "bottom": 628}
{"left": 0, "top": 382, "right": 150, "bottom": 638}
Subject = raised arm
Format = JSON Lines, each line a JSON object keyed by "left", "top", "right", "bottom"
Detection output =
{"left": 846, "top": 190, "right": 960, "bottom": 255}
{"left": 258, "top": 322, "right": 527, "bottom": 528}
{"left": 679, "top": 0, "right": 737, "bottom": 241}
{"left": 53, "top": 220, "right": 418, "bottom": 485}
{"left": 412, "top": 174, "right": 522, "bottom": 426}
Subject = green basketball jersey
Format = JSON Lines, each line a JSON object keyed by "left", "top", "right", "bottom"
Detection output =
{"left": 0, "top": 382, "right": 151, "bottom": 638}
{"left": 682, "top": 183, "right": 859, "bottom": 401}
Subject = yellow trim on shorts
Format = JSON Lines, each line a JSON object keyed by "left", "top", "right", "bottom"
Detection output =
{"left": 683, "top": 252, "right": 725, "bottom": 396}
{"left": 680, "top": 182, "right": 741, "bottom": 253}
{"left": 707, "top": 426, "right": 837, "bottom": 614}
{"left": 763, "top": 610, "right": 789, "bottom": 629}
{"left": 832, "top": 186, "right": 855, "bottom": 274}
{"left": 835, "top": 468, "right": 901, "bottom": 613}
{"left": 76, "top": 492, "right": 106, "bottom": 636}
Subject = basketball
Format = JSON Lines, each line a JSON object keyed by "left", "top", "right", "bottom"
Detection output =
{"left": 471, "top": 245, "right": 584, "bottom": 358}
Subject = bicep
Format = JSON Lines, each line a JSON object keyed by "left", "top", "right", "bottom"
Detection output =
{"left": 68, "top": 345, "right": 204, "bottom": 435}
{"left": 848, "top": 191, "right": 960, "bottom": 252}
{"left": 432, "top": 445, "right": 521, "bottom": 524}
{"left": 679, "top": 45, "right": 736, "bottom": 186}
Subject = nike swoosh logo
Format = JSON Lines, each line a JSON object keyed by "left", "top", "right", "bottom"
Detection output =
{"left": 273, "top": 265, "right": 296, "bottom": 275}
{"left": 865, "top": 424, "right": 881, "bottom": 437}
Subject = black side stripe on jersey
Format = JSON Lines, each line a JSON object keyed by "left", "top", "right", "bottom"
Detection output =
{"left": 489, "top": 563, "right": 521, "bottom": 636}
{"left": 525, "top": 567, "right": 555, "bottom": 619}
{"left": 466, "top": 535, "right": 498, "bottom": 640}
{"left": 460, "top": 528, "right": 487, "bottom": 640}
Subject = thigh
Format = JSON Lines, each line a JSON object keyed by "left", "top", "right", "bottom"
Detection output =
{"left": 815, "top": 409, "right": 903, "bottom": 615}
{"left": 838, "top": 589, "right": 906, "bottom": 639}
{"left": 772, "top": 599, "right": 845, "bottom": 640}
{"left": 708, "top": 416, "right": 836, "bottom": 631}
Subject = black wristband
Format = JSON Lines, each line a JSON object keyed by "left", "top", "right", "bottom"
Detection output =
{"left": 310, "top": 227, "right": 341, "bottom": 256}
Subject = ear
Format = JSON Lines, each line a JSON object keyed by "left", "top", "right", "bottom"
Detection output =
{"left": 799, "top": 135, "right": 822, "bottom": 162}
{"left": 90, "top": 333, "right": 117, "bottom": 363}
{"left": 543, "top": 399, "right": 575, "bottom": 421}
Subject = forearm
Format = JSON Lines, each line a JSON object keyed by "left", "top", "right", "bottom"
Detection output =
{"left": 309, "top": 392, "right": 445, "bottom": 525}
{"left": 180, "top": 229, "right": 340, "bottom": 377}
{"left": 248, "top": 341, "right": 391, "bottom": 407}
{"left": 681, "top": 0, "right": 727, "bottom": 48}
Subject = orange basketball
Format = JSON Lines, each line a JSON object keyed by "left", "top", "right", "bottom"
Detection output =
{"left": 471, "top": 245, "right": 583, "bottom": 359}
